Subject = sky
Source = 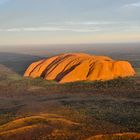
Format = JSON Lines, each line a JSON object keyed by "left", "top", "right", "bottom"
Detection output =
{"left": 0, "top": 0, "right": 140, "bottom": 45}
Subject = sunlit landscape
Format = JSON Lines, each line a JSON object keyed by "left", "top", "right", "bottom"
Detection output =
{"left": 0, "top": 0, "right": 140, "bottom": 140}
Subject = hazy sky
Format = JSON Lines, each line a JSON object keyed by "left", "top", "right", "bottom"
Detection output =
{"left": 0, "top": 0, "right": 140, "bottom": 45}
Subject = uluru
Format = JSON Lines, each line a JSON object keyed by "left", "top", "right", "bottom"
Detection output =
{"left": 24, "top": 53, "right": 135, "bottom": 83}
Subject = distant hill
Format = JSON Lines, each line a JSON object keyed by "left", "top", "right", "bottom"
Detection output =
{"left": 0, "top": 53, "right": 43, "bottom": 75}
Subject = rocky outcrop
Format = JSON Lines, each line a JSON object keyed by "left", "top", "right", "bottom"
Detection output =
{"left": 24, "top": 53, "right": 135, "bottom": 83}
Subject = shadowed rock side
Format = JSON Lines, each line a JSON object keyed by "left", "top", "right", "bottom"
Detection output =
{"left": 24, "top": 53, "right": 135, "bottom": 83}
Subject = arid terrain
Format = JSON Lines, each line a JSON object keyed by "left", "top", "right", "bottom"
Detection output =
{"left": 0, "top": 44, "right": 140, "bottom": 140}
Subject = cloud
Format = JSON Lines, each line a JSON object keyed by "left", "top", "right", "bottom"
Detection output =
{"left": 6, "top": 28, "right": 22, "bottom": 32}
{"left": 0, "top": 21, "right": 139, "bottom": 33}
{"left": 44, "top": 21, "right": 114, "bottom": 26}
{"left": 0, "top": 26, "right": 101, "bottom": 33}
{"left": 124, "top": 25, "right": 140, "bottom": 32}
{"left": 124, "top": 1, "right": 140, "bottom": 8}
{"left": 63, "top": 21, "right": 113, "bottom": 25}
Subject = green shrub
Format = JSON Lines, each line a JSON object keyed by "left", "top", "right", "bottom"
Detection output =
{"left": 62, "top": 77, "right": 136, "bottom": 90}
{"left": 135, "top": 68, "right": 140, "bottom": 76}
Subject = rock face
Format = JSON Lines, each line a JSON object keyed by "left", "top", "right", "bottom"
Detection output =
{"left": 24, "top": 53, "right": 135, "bottom": 83}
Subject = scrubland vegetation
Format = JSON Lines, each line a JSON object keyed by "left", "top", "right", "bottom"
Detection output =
{"left": 135, "top": 68, "right": 140, "bottom": 76}
{"left": 0, "top": 64, "right": 140, "bottom": 140}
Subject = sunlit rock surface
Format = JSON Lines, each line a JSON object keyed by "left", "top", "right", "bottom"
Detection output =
{"left": 24, "top": 53, "right": 135, "bottom": 83}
